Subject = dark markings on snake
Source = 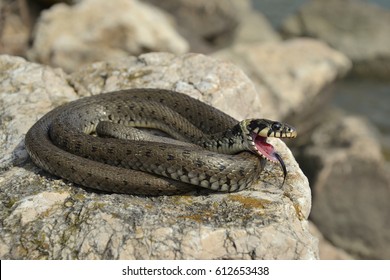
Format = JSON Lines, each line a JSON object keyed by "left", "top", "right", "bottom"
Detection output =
{"left": 228, "top": 138, "right": 234, "bottom": 147}
{"left": 195, "top": 159, "right": 205, "bottom": 168}
{"left": 182, "top": 166, "right": 190, "bottom": 175}
{"left": 167, "top": 154, "right": 175, "bottom": 161}
{"left": 75, "top": 142, "right": 81, "bottom": 150}
{"left": 60, "top": 139, "right": 68, "bottom": 148}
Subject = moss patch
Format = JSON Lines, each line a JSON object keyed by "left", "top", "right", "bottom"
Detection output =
{"left": 228, "top": 194, "right": 271, "bottom": 209}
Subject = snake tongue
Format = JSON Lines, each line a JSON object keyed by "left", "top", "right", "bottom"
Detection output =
{"left": 254, "top": 135, "right": 278, "bottom": 162}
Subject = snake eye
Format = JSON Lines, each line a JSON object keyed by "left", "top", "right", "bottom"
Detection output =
{"left": 272, "top": 122, "right": 282, "bottom": 131}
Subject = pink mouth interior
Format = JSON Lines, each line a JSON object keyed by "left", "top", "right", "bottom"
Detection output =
{"left": 253, "top": 134, "right": 278, "bottom": 162}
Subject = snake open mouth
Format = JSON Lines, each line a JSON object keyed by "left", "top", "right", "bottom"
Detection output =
{"left": 253, "top": 133, "right": 288, "bottom": 186}
{"left": 253, "top": 134, "right": 278, "bottom": 162}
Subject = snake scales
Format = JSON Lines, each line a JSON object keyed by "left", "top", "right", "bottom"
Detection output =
{"left": 25, "top": 89, "right": 296, "bottom": 195}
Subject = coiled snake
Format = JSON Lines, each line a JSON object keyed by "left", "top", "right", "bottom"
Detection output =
{"left": 25, "top": 89, "right": 297, "bottom": 195}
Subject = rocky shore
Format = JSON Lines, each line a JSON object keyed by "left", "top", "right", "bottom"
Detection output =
{"left": 1, "top": 0, "right": 389, "bottom": 259}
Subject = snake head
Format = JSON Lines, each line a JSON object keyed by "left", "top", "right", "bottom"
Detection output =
{"left": 239, "top": 119, "right": 297, "bottom": 162}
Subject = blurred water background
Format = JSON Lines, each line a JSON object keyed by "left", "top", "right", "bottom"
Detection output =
{"left": 254, "top": 0, "right": 390, "bottom": 26}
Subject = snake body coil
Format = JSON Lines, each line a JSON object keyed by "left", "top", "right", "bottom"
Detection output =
{"left": 25, "top": 89, "right": 296, "bottom": 195}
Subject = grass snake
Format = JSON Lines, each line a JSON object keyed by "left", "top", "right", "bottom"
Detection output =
{"left": 25, "top": 89, "right": 297, "bottom": 195}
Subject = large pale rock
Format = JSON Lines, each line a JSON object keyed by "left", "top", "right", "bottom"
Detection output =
{"left": 0, "top": 55, "right": 77, "bottom": 170}
{"left": 0, "top": 53, "right": 316, "bottom": 259}
{"left": 302, "top": 109, "right": 390, "bottom": 259}
{"left": 27, "top": 0, "right": 188, "bottom": 72}
{"left": 213, "top": 39, "right": 351, "bottom": 120}
{"left": 281, "top": 0, "right": 390, "bottom": 79}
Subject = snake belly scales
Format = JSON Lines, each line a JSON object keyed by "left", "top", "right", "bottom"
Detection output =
{"left": 25, "top": 89, "right": 297, "bottom": 195}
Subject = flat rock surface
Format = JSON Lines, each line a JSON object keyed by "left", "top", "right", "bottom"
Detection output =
{"left": 0, "top": 53, "right": 316, "bottom": 259}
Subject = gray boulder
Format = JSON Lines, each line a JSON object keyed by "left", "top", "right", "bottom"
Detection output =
{"left": 309, "top": 222, "right": 353, "bottom": 260}
{"left": 281, "top": 0, "right": 390, "bottom": 79}
{"left": 27, "top": 0, "right": 189, "bottom": 73}
{"left": 144, "top": 0, "right": 251, "bottom": 52}
{"left": 213, "top": 38, "right": 351, "bottom": 120}
{"left": 0, "top": 0, "right": 30, "bottom": 56}
{"left": 303, "top": 109, "right": 390, "bottom": 259}
{"left": 232, "top": 10, "right": 281, "bottom": 45}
